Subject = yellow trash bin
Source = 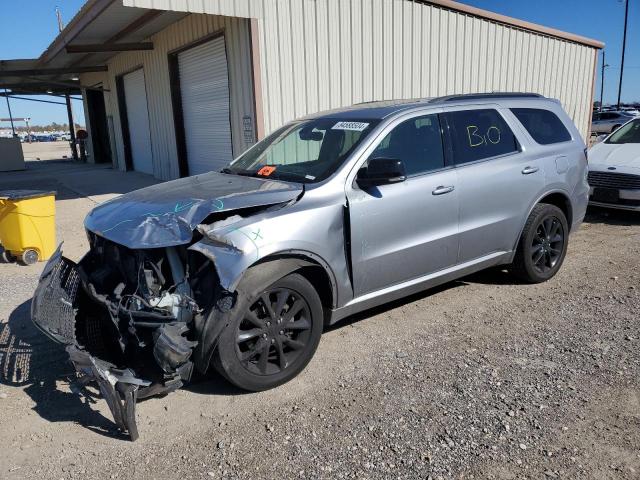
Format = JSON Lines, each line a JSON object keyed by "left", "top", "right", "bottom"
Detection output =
{"left": 0, "top": 190, "right": 56, "bottom": 265}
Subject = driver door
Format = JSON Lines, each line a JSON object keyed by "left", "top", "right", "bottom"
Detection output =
{"left": 346, "top": 112, "right": 460, "bottom": 297}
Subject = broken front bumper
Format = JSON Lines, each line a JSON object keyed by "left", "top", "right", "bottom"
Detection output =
{"left": 66, "top": 346, "right": 150, "bottom": 441}
{"left": 31, "top": 247, "right": 191, "bottom": 440}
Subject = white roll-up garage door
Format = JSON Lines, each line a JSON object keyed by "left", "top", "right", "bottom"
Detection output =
{"left": 178, "top": 36, "right": 233, "bottom": 176}
{"left": 122, "top": 69, "right": 154, "bottom": 175}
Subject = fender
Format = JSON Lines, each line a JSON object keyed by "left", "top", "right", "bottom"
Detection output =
{"left": 510, "top": 188, "right": 573, "bottom": 258}
{"left": 191, "top": 256, "right": 333, "bottom": 373}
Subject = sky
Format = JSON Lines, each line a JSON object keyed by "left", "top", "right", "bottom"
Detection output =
{"left": 0, "top": 0, "right": 636, "bottom": 127}
{"left": 463, "top": 0, "right": 638, "bottom": 106}
{"left": 0, "top": 1, "right": 86, "bottom": 127}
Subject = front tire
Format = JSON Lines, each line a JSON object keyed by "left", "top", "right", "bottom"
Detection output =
{"left": 512, "top": 204, "right": 569, "bottom": 283}
{"left": 213, "top": 273, "right": 323, "bottom": 391}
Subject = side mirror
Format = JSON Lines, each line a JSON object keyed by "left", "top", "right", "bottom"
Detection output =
{"left": 356, "top": 157, "right": 406, "bottom": 188}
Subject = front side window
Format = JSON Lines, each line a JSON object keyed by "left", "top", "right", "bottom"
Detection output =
{"left": 368, "top": 114, "right": 445, "bottom": 176}
{"left": 229, "top": 118, "right": 380, "bottom": 183}
{"left": 606, "top": 118, "right": 640, "bottom": 144}
{"left": 511, "top": 108, "right": 572, "bottom": 145}
{"left": 444, "top": 109, "right": 520, "bottom": 165}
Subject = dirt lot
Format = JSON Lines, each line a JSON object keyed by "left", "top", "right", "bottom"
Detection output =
{"left": 21, "top": 142, "right": 74, "bottom": 161}
{"left": 1, "top": 192, "right": 639, "bottom": 478}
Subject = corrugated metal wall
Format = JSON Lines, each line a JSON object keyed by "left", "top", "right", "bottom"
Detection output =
{"left": 123, "top": 0, "right": 597, "bottom": 142}
{"left": 81, "top": 13, "right": 254, "bottom": 180}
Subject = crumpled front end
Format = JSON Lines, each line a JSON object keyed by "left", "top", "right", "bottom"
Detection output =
{"left": 31, "top": 238, "right": 208, "bottom": 440}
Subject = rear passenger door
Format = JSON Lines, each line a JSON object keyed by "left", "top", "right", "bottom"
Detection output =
{"left": 443, "top": 107, "right": 544, "bottom": 263}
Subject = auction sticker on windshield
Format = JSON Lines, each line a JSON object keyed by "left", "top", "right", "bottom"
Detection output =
{"left": 332, "top": 121, "right": 370, "bottom": 131}
{"left": 257, "top": 165, "right": 277, "bottom": 176}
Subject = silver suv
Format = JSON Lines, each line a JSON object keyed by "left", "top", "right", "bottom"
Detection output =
{"left": 32, "top": 93, "right": 589, "bottom": 439}
{"left": 591, "top": 111, "right": 635, "bottom": 135}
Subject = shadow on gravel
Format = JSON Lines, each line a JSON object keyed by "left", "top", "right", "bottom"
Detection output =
{"left": 461, "top": 267, "right": 517, "bottom": 286}
{"left": 326, "top": 281, "right": 466, "bottom": 332}
{"left": 183, "top": 370, "right": 249, "bottom": 397}
{"left": 584, "top": 206, "right": 640, "bottom": 226}
{"left": 2, "top": 299, "right": 126, "bottom": 439}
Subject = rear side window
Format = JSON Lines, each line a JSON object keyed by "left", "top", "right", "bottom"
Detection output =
{"left": 511, "top": 108, "right": 572, "bottom": 145}
{"left": 444, "top": 109, "right": 520, "bottom": 165}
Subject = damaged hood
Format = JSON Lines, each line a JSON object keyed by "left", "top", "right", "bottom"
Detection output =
{"left": 85, "top": 172, "right": 303, "bottom": 249}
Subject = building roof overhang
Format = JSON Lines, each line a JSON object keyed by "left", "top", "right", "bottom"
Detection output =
{"left": 0, "top": 0, "right": 603, "bottom": 95}
{"left": 0, "top": 0, "right": 187, "bottom": 94}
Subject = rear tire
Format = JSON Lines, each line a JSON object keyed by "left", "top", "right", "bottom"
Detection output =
{"left": 611, "top": 124, "right": 621, "bottom": 133}
{"left": 511, "top": 204, "right": 568, "bottom": 283}
{"left": 213, "top": 272, "right": 323, "bottom": 392}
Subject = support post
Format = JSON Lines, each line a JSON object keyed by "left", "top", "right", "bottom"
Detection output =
{"left": 4, "top": 89, "right": 16, "bottom": 137}
{"left": 599, "top": 51, "right": 606, "bottom": 112}
{"left": 617, "top": 0, "right": 629, "bottom": 109}
{"left": 66, "top": 94, "right": 79, "bottom": 161}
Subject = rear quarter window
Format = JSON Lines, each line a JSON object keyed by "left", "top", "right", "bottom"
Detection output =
{"left": 511, "top": 108, "right": 572, "bottom": 145}
{"left": 444, "top": 109, "right": 520, "bottom": 165}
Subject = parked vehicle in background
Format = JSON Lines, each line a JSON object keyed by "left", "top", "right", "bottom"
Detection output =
{"left": 59, "top": 133, "right": 72, "bottom": 141}
{"left": 592, "top": 111, "right": 635, "bottom": 135}
{"left": 32, "top": 93, "right": 588, "bottom": 440}
{"left": 620, "top": 107, "right": 640, "bottom": 117}
{"left": 34, "top": 134, "right": 56, "bottom": 142}
{"left": 588, "top": 117, "right": 640, "bottom": 211}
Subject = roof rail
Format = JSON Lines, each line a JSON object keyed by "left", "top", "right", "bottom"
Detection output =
{"left": 431, "top": 92, "right": 545, "bottom": 103}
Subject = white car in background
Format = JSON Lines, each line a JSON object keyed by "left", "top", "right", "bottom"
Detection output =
{"left": 620, "top": 107, "right": 640, "bottom": 117}
{"left": 588, "top": 117, "right": 640, "bottom": 210}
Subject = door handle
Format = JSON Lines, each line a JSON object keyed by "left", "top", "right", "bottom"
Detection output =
{"left": 432, "top": 185, "right": 455, "bottom": 195}
{"left": 522, "top": 166, "right": 539, "bottom": 175}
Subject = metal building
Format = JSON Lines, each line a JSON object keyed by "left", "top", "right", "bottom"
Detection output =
{"left": 0, "top": 0, "right": 603, "bottom": 180}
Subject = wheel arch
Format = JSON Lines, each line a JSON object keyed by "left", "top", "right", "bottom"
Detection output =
{"left": 245, "top": 251, "right": 338, "bottom": 313}
{"left": 513, "top": 189, "right": 573, "bottom": 254}
{"left": 192, "top": 250, "right": 338, "bottom": 374}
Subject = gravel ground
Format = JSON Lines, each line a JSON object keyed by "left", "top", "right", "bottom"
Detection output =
{"left": 0, "top": 206, "right": 639, "bottom": 479}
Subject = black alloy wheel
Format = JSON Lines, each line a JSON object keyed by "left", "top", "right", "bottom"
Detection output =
{"left": 530, "top": 216, "right": 565, "bottom": 274}
{"left": 512, "top": 203, "right": 569, "bottom": 283}
{"left": 235, "top": 288, "right": 313, "bottom": 376}
{"left": 212, "top": 272, "right": 323, "bottom": 391}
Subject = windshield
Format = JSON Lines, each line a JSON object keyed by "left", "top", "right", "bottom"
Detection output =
{"left": 225, "top": 118, "right": 380, "bottom": 183}
{"left": 606, "top": 119, "right": 640, "bottom": 144}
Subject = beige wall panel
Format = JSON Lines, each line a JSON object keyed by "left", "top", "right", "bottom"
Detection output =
{"left": 83, "top": 13, "right": 255, "bottom": 180}
{"left": 123, "top": 0, "right": 598, "bottom": 141}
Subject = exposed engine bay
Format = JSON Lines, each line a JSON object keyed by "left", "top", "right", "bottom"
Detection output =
{"left": 30, "top": 170, "right": 349, "bottom": 441}
{"left": 32, "top": 234, "right": 221, "bottom": 440}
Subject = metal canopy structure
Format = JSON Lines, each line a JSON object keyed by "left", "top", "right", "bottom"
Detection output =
{"left": 0, "top": 0, "right": 187, "bottom": 95}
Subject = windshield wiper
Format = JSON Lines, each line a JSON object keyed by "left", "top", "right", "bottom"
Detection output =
{"left": 220, "top": 167, "right": 256, "bottom": 177}
{"left": 222, "top": 167, "right": 308, "bottom": 183}
{"left": 267, "top": 171, "right": 308, "bottom": 183}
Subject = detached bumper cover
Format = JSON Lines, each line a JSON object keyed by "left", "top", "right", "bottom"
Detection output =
{"left": 66, "top": 346, "right": 150, "bottom": 441}
{"left": 31, "top": 249, "right": 157, "bottom": 440}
